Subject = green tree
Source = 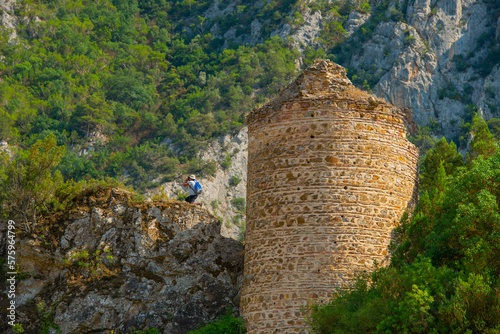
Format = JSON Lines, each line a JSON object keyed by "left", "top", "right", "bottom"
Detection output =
{"left": 105, "top": 69, "right": 155, "bottom": 110}
{"left": 467, "top": 115, "right": 498, "bottom": 163}
{"left": 420, "top": 137, "right": 463, "bottom": 192}
{"left": 188, "top": 308, "right": 246, "bottom": 334}
{"left": 0, "top": 134, "right": 65, "bottom": 231}
{"left": 487, "top": 118, "right": 500, "bottom": 140}
{"left": 320, "top": 21, "right": 347, "bottom": 49}
{"left": 0, "top": 107, "right": 19, "bottom": 141}
{"left": 71, "top": 93, "right": 113, "bottom": 137}
{"left": 185, "top": 0, "right": 197, "bottom": 10}
{"left": 0, "top": 0, "right": 301, "bottom": 193}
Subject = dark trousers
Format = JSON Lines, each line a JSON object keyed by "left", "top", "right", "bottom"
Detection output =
{"left": 185, "top": 195, "right": 198, "bottom": 203}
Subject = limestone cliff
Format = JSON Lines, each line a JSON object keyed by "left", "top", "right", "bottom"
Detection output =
{"left": 0, "top": 0, "right": 19, "bottom": 43}
{"left": 0, "top": 187, "right": 244, "bottom": 334}
{"left": 269, "top": 0, "right": 500, "bottom": 138}
{"left": 353, "top": 0, "right": 500, "bottom": 138}
{"left": 201, "top": 0, "right": 500, "bottom": 137}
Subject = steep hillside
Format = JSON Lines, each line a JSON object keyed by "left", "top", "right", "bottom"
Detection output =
{"left": 0, "top": 0, "right": 298, "bottom": 196}
{"left": 161, "top": 0, "right": 500, "bottom": 143}
{"left": 188, "top": 0, "right": 500, "bottom": 143}
{"left": 0, "top": 187, "right": 244, "bottom": 334}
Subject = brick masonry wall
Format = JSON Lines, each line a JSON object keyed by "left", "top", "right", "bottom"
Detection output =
{"left": 241, "top": 60, "right": 419, "bottom": 333}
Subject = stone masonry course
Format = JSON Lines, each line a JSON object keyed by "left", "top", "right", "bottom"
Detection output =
{"left": 241, "top": 59, "right": 419, "bottom": 333}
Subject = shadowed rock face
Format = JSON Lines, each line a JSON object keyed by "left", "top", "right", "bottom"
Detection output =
{"left": 242, "top": 59, "right": 419, "bottom": 333}
{"left": 0, "top": 187, "right": 244, "bottom": 334}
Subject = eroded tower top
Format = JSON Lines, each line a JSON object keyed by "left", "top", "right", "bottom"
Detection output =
{"left": 248, "top": 59, "right": 412, "bottom": 129}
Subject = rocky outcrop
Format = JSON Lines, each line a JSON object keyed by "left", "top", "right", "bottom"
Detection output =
{"left": 345, "top": 10, "right": 371, "bottom": 36}
{"left": 199, "top": 0, "right": 499, "bottom": 139}
{"left": 351, "top": 0, "right": 500, "bottom": 137}
{"left": 202, "top": 1, "right": 369, "bottom": 52}
{"left": 271, "top": 9, "right": 326, "bottom": 51}
{"left": 0, "top": 187, "right": 244, "bottom": 334}
{"left": 151, "top": 128, "right": 248, "bottom": 241}
{"left": 0, "top": 140, "right": 11, "bottom": 156}
{"left": 0, "top": 0, "right": 18, "bottom": 43}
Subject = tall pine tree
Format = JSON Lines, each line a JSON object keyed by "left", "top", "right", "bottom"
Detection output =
{"left": 467, "top": 115, "right": 498, "bottom": 164}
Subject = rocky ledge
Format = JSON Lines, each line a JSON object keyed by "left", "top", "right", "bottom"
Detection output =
{"left": 0, "top": 187, "right": 244, "bottom": 333}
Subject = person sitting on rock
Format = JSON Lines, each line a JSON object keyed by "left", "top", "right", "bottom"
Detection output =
{"left": 183, "top": 174, "right": 202, "bottom": 207}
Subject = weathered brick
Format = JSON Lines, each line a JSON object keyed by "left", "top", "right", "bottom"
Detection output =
{"left": 241, "top": 60, "right": 419, "bottom": 333}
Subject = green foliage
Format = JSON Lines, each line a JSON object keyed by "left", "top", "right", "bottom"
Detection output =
{"left": 308, "top": 257, "right": 454, "bottom": 334}
{"left": 151, "top": 185, "right": 171, "bottom": 201}
{"left": 229, "top": 175, "right": 242, "bottom": 187}
{"left": 405, "top": 35, "right": 416, "bottom": 43}
{"left": 176, "top": 189, "right": 188, "bottom": 201}
{"left": 37, "top": 302, "right": 61, "bottom": 334}
{"left": 359, "top": 2, "right": 371, "bottom": 14}
{"left": 466, "top": 115, "right": 498, "bottom": 163}
{"left": 12, "top": 324, "right": 24, "bottom": 333}
{"left": 63, "top": 247, "right": 116, "bottom": 279}
{"left": 485, "top": 85, "right": 496, "bottom": 99}
{"left": 238, "top": 220, "right": 246, "bottom": 243}
{"left": 0, "top": 132, "right": 142, "bottom": 227}
{"left": 475, "top": 28, "right": 500, "bottom": 76}
{"left": 420, "top": 137, "right": 463, "bottom": 192}
{"left": 69, "top": 250, "right": 90, "bottom": 267}
{"left": 487, "top": 118, "right": 500, "bottom": 140}
{"left": 221, "top": 154, "right": 232, "bottom": 170}
{"left": 184, "top": 158, "right": 217, "bottom": 179}
{"left": 0, "top": 134, "right": 65, "bottom": 230}
{"left": 302, "top": 46, "right": 327, "bottom": 67}
{"left": 408, "top": 121, "right": 441, "bottom": 159}
{"left": 133, "top": 329, "right": 160, "bottom": 334}
{"left": 0, "top": 0, "right": 301, "bottom": 192}
{"left": 188, "top": 308, "right": 246, "bottom": 334}
{"left": 488, "top": 103, "right": 499, "bottom": 115}
{"left": 453, "top": 54, "right": 467, "bottom": 72}
{"left": 320, "top": 21, "right": 347, "bottom": 49}
{"left": 438, "top": 82, "right": 462, "bottom": 101}
{"left": 231, "top": 198, "right": 246, "bottom": 213}
{"left": 231, "top": 215, "right": 241, "bottom": 226}
{"left": 309, "top": 147, "right": 500, "bottom": 333}
{"left": 457, "top": 104, "right": 480, "bottom": 148}
{"left": 211, "top": 199, "right": 221, "bottom": 209}
{"left": 390, "top": 8, "right": 405, "bottom": 21}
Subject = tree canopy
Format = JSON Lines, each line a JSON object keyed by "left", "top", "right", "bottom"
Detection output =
{"left": 0, "top": 0, "right": 301, "bottom": 191}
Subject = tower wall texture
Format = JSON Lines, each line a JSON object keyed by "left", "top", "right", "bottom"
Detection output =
{"left": 241, "top": 60, "right": 419, "bottom": 333}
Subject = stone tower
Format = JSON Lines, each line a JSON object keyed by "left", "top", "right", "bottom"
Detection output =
{"left": 241, "top": 60, "right": 419, "bottom": 333}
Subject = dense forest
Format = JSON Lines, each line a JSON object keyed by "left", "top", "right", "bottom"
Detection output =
{"left": 0, "top": 0, "right": 304, "bottom": 195}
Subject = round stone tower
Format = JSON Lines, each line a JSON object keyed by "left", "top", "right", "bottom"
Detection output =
{"left": 241, "top": 59, "right": 419, "bottom": 333}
